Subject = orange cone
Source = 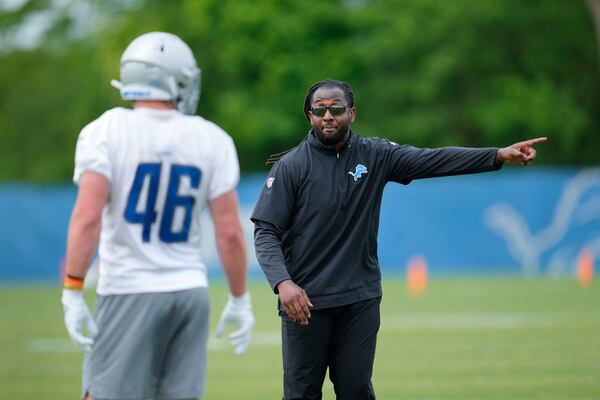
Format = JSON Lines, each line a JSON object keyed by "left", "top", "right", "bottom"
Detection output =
{"left": 577, "top": 249, "right": 594, "bottom": 288}
{"left": 407, "top": 256, "right": 428, "bottom": 297}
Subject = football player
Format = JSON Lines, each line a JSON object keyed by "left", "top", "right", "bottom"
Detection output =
{"left": 61, "top": 32, "right": 254, "bottom": 400}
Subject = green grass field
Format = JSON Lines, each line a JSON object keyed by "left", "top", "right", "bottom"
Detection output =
{"left": 1, "top": 278, "right": 599, "bottom": 399}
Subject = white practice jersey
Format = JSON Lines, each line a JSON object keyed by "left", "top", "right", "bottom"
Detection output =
{"left": 74, "top": 107, "right": 240, "bottom": 295}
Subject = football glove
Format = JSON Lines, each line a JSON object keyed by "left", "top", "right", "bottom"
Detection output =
{"left": 61, "top": 289, "right": 98, "bottom": 352}
{"left": 216, "top": 292, "right": 255, "bottom": 355}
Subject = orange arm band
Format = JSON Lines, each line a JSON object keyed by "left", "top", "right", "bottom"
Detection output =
{"left": 64, "top": 275, "right": 85, "bottom": 290}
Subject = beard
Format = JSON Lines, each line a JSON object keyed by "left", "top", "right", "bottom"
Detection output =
{"left": 313, "top": 122, "right": 350, "bottom": 146}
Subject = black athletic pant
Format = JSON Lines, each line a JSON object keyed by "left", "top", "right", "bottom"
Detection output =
{"left": 280, "top": 296, "right": 381, "bottom": 400}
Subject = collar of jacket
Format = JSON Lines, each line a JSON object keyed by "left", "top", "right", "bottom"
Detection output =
{"left": 307, "top": 129, "right": 354, "bottom": 155}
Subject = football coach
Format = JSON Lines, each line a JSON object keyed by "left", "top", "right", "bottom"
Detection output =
{"left": 251, "top": 79, "right": 546, "bottom": 400}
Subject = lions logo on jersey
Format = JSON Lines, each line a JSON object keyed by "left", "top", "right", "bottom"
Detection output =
{"left": 348, "top": 164, "right": 368, "bottom": 182}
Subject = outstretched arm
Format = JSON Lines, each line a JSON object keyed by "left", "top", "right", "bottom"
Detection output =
{"left": 496, "top": 137, "right": 548, "bottom": 165}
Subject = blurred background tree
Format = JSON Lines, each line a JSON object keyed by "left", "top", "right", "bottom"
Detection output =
{"left": 0, "top": 0, "right": 598, "bottom": 181}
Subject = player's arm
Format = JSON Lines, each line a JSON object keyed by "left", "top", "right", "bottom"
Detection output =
{"left": 66, "top": 172, "right": 109, "bottom": 278}
{"left": 254, "top": 220, "right": 313, "bottom": 326}
{"left": 209, "top": 189, "right": 247, "bottom": 295}
{"left": 62, "top": 171, "right": 109, "bottom": 351}
{"left": 209, "top": 190, "right": 254, "bottom": 355}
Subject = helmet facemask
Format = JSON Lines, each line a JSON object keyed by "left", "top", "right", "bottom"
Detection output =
{"left": 173, "top": 67, "right": 201, "bottom": 116}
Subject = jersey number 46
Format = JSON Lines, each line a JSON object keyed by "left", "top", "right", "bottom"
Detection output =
{"left": 124, "top": 163, "right": 201, "bottom": 243}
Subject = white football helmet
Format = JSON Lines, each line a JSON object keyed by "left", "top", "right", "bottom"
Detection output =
{"left": 111, "top": 32, "right": 201, "bottom": 115}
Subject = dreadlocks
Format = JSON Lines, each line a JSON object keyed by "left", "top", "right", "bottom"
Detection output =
{"left": 266, "top": 79, "right": 355, "bottom": 165}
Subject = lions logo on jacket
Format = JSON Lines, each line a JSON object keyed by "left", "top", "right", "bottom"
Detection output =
{"left": 348, "top": 164, "right": 368, "bottom": 182}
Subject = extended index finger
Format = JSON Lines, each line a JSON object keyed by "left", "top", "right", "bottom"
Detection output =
{"left": 521, "top": 136, "right": 548, "bottom": 146}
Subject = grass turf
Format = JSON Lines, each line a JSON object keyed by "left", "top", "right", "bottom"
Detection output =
{"left": 0, "top": 278, "right": 599, "bottom": 399}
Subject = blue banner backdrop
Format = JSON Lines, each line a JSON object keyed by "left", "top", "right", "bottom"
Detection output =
{"left": 1, "top": 167, "right": 599, "bottom": 281}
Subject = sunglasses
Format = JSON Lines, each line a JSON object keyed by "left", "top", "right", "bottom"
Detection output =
{"left": 310, "top": 105, "right": 347, "bottom": 117}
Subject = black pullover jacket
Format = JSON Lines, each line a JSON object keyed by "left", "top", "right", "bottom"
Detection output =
{"left": 251, "top": 131, "right": 501, "bottom": 310}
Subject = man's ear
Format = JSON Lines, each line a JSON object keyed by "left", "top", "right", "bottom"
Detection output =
{"left": 349, "top": 107, "right": 356, "bottom": 123}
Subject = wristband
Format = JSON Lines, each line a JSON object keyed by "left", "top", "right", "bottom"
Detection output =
{"left": 64, "top": 274, "right": 85, "bottom": 290}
